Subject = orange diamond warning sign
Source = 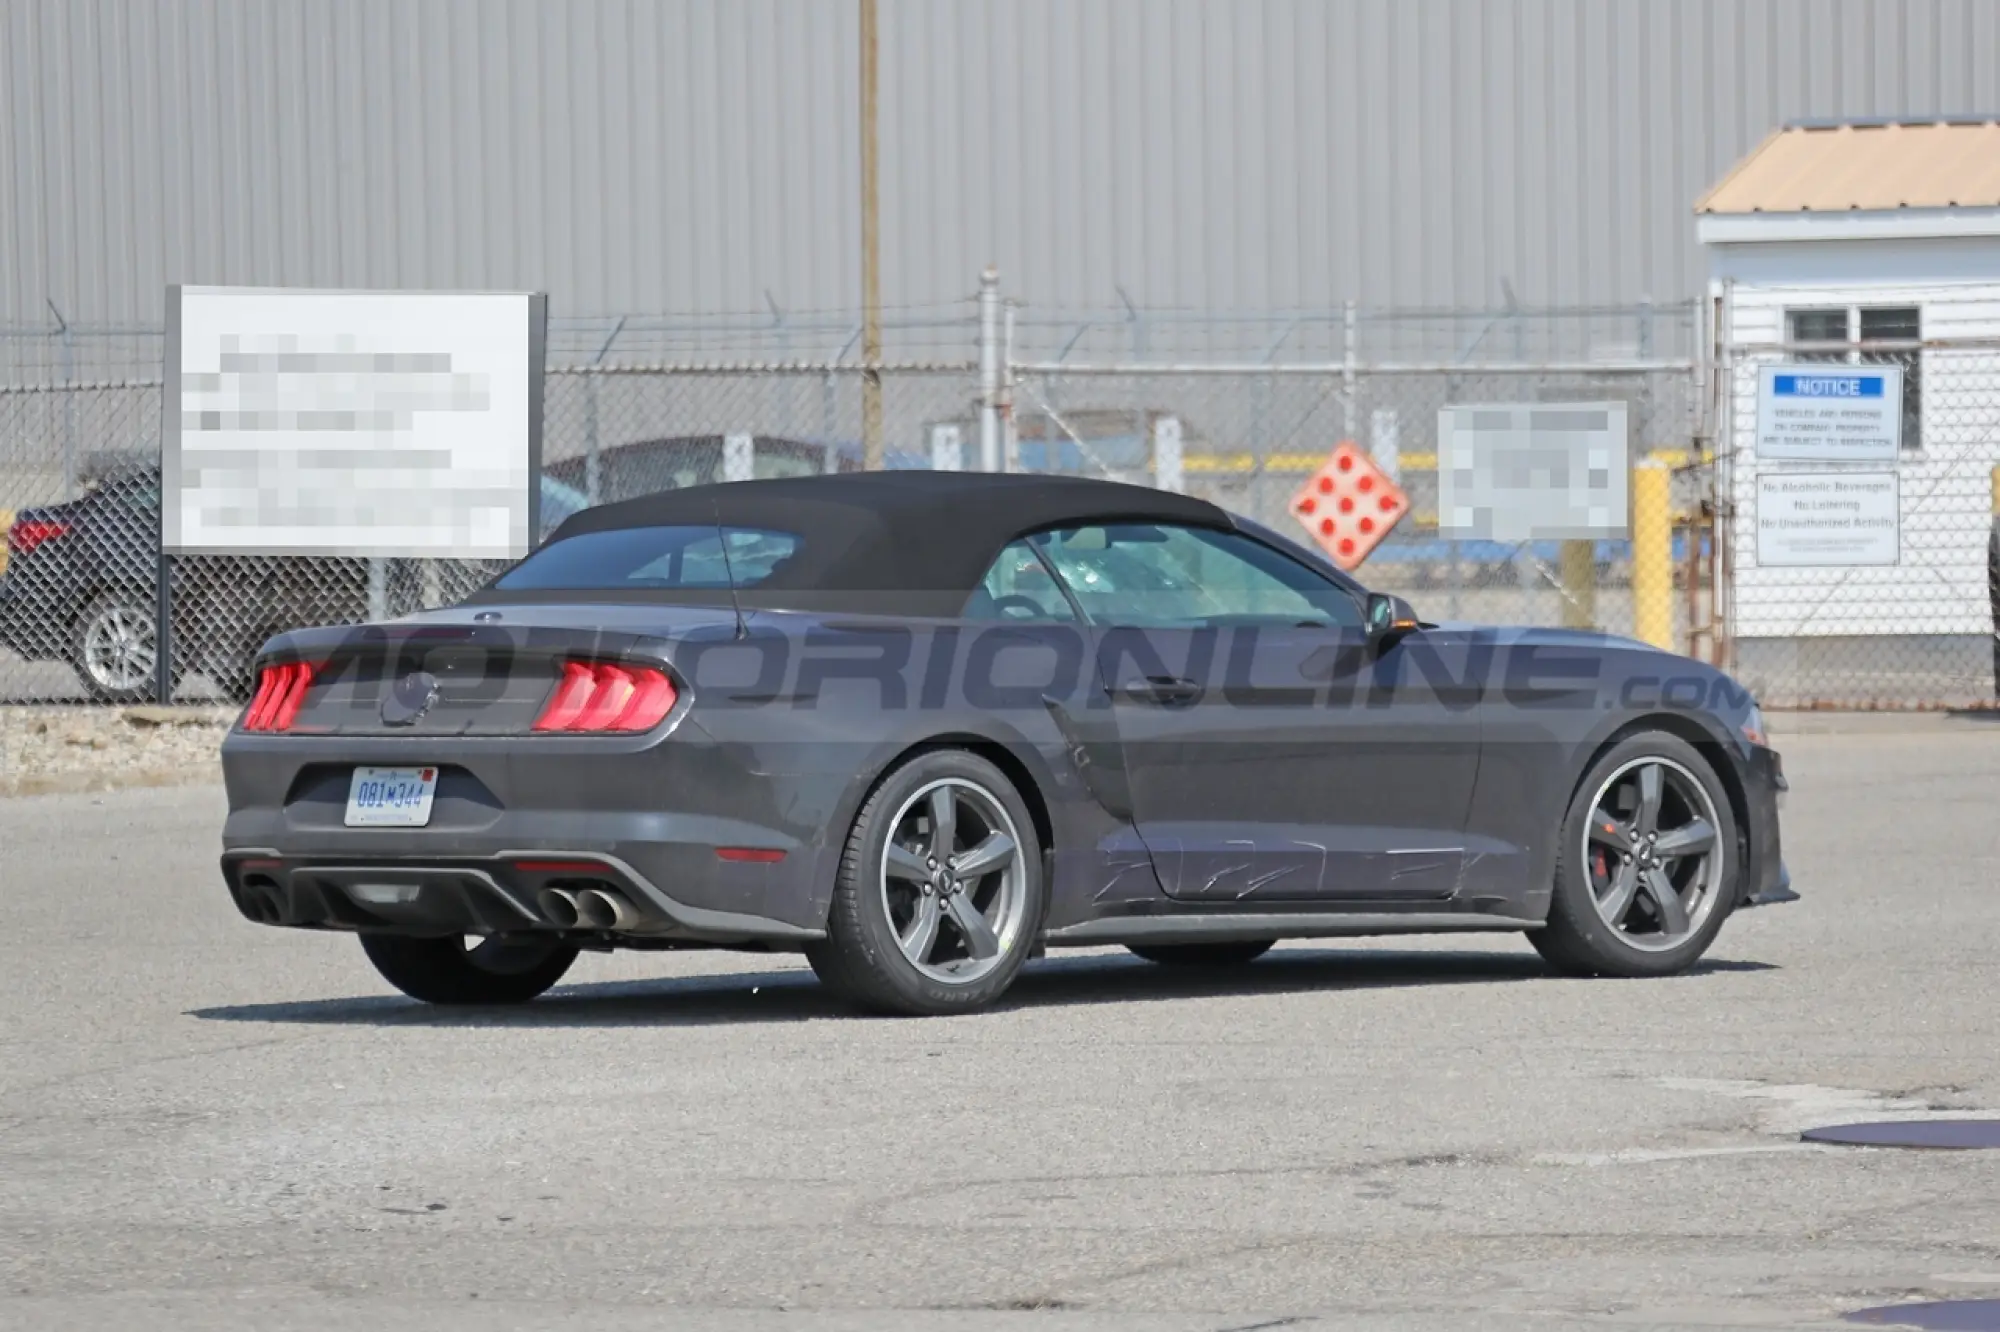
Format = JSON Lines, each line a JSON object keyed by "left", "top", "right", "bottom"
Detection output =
{"left": 1290, "top": 440, "right": 1410, "bottom": 571}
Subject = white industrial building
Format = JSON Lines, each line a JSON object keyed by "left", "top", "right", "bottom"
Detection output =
{"left": 1698, "top": 117, "right": 2000, "bottom": 703}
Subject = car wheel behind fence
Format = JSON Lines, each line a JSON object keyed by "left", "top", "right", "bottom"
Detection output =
{"left": 806, "top": 749, "right": 1046, "bottom": 1017}
{"left": 71, "top": 592, "right": 162, "bottom": 703}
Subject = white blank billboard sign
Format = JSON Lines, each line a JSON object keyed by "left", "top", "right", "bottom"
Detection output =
{"left": 1437, "top": 401, "right": 1630, "bottom": 541}
{"left": 164, "top": 286, "right": 547, "bottom": 558}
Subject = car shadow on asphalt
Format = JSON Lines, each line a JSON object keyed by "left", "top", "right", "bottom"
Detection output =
{"left": 185, "top": 948, "right": 1778, "bottom": 1029}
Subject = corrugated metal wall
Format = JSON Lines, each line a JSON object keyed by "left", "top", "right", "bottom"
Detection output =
{"left": 4, "top": 0, "right": 1998, "bottom": 330}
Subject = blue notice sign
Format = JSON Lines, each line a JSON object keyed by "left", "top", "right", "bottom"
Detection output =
{"left": 1755, "top": 362, "right": 1903, "bottom": 462}
{"left": 1771, "top": 373, "right": 1885, "bottom": 399}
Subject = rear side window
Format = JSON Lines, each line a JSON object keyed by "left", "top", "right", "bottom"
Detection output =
{"left": 493, "top": 525, "right": 800, "bottom": 591}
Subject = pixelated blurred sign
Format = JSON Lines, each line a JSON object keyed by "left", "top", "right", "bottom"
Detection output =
{"left": 1290, "top": 440, "right": 1410, "bottom": 571}
{"left": 1754, "top": 364, "right": 1902, "bottom": 462}
{"left": 163, "top": 286, "right": 547, "bottom": 559}
{"left": 1436, "top": 401, "right": 1630, "bottom": 541}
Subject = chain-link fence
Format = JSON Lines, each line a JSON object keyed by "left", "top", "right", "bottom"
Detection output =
{"left": 51, "top": 292, "right": 2000, "bottom": 713}
{"left": 1718, "top": 302, "right": 2000, "bottom": 709}
{"left": 0, "top": 362, "right": 978, "bottom": 702}
{"left": 1002, "top": 361, "right": 1706, "bottom": 648}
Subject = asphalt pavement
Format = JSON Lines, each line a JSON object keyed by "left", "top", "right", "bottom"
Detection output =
{"left": 4, "top": 720, "right": 1999, "bottom": 1330}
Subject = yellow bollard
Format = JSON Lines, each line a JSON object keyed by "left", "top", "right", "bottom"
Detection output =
{"left": 1559, "top": 539, "right": 1598, "bottom": 629}
{"left": 1632, "top": 461, "right": 1674, "bottom": 652}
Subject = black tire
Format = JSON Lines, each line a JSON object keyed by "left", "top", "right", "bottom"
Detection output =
{"left": 1531, "top": 730, "right": 1741, "bottom": 979}
{"left": 806, "top": 749, "right": 1046, "bottom": 1017}
{"left": 359, "top": 934, "right": 579, "bottom": 1005}
{"left": 70, "top": 592, "right": 164, "bottom": 703}
{"left": 1127, "top": 940, "right": 1275, "bottom": 967}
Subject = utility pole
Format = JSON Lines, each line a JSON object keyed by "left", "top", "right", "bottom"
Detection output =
{"left": 859, "top": 0, "right": 883, "bottom": 468}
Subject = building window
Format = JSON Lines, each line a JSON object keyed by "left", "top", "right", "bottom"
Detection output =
{"left": 1784, "top": 305, "right": 1922, "bottom": 450}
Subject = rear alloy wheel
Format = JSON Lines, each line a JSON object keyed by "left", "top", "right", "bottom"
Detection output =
{"left": 807, "top": 750, "right": 1045, "bottom": 1016}
{"left": 1532, "top": 731, "right": 1740, "bottom": 978}
{"left": 72, "top": 593, "right": 159, "bottom": 703}
{"left": 359, "top": 933, "right": 579, "bottom": 1005}
{"left": 1127, "top": 940, "right": 1275, "bottom": 967}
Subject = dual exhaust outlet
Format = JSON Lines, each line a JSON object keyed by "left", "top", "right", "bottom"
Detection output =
{"left": 537, "top": 884, "right": 641, "bottom": 931}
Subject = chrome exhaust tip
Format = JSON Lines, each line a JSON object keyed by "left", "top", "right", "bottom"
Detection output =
{"left": 536, "top": 887, "right": 581, "bottom": 928}
{"left": 574, "top": 887, "right": 640, "bottom": 931}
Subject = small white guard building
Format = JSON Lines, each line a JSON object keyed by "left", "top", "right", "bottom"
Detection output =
{"left": 1697, "top": 116, "right": 2000, "bottom": 706}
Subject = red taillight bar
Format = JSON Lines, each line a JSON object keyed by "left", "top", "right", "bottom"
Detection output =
{"left": 532, "top": 662, "right": 597, "bottom": 732}
{"left": 531, "top": 659, "right": 678, "bottom": 734}
{"left": 241, "top": 661, "right": 318, "bottom": 732}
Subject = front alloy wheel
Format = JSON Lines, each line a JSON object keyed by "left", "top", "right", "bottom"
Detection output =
{"left": 1581, "top": 756, "right": 1727, "bottom": 950}
{"left": 1533, "top": 731, "right": 1740, "bottom": 978}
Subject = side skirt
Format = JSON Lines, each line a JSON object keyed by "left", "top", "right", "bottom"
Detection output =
{"left": 1041, "top": 910, "right": 1543, "bottom": 948}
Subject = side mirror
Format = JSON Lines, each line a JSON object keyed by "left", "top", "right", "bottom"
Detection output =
{"left": 1365, "top": 591, "right": 1422, "bottom": 650}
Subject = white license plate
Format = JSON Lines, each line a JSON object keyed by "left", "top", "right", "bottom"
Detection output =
{"left": 344, "top": 766, "right": 439, "bottom": 828}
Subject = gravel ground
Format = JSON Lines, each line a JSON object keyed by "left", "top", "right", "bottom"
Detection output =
{"left": 0, "top": 704, "right": 233, "bottom": 796}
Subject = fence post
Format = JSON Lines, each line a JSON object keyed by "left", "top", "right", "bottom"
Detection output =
{"left": 1002, "top": 298, "right": 1018, "bottom": 472}
{"left": 583, "top": 317, "right": 626, "bottom": 504}
{"left": 49, "top": 301, "right": 78, "bottom": 499}
{"left": 977, "top": 266, "right": 1002, "bottom": 472}
{"left": 1342, "top": 300, "right": 1357, "bottom": 443}
{"left": 1633, "top": 459, "right": 1674, "bottom": 651}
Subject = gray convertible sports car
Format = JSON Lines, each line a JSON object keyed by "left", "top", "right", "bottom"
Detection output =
{"left": 219, "top": 471, "right": 1792, "bottom": 1016}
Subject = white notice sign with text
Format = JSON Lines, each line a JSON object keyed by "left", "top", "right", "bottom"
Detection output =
{"left": 1755, "top": 471, "right": 1899, "bottom": 568}
{"left": 1754, "top": 364, "right": 1903, "bottom": 462}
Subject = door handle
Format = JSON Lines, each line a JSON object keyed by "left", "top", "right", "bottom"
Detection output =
{"left": 1112, "top": 675, "right": 1202, "bottom": 706}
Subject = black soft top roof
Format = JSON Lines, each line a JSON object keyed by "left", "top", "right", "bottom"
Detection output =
{"left": 522, "top": 470, "right": 1235, "bottom": 616}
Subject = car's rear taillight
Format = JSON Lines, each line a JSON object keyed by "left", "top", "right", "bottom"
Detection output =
{"left": 242, "top": 661, "right": 317, "bottom": 732}
{"left": 6, "top": 519, "right": 71, "bottom": 556}
{"left": 531, "top": 660, "right": 678, "bottom": 733}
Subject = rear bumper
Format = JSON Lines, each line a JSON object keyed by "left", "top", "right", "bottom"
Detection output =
{"left": 218, "top": 722, "right": 851, "bottom": 943}
{"left": 220, "top": 845, "right": 825, "bottom": 944}
{"left": 1737, "top": 742, "right": 1794, "bottom": 908}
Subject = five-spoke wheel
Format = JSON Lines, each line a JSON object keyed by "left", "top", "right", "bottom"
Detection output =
{"left": 808, "top": 749, "right": 1045, "bottom": 1015}
{"left": 1534, "top": 731, "right": 1741, "bottom": 978}
{"left": 1582, "top": 755, "right": 1726, "bottom": 950}
{"left": 880, "top": 777, "right": 1031, "bottom": 986}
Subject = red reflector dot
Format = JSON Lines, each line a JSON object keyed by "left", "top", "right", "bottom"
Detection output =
{"left": 1360, "top": 517, "right": 1375, "bottom": 534}
{"left": 1357, "top": 475, "right": 1375, "bottom": 492}
{"left": 1337, "top": 455, "right": 1353, "bottom": 472}
{"left": 1380, "top": 494, "right": 1397, "bottom": 511}
{"left": 1299, "top": 496, "right": 1317, "bottom": 514}
{"left": 1319, "top": 518, "right": 1335, "bottom": 536}
{"left": 1338, "top": 496, "right": 1354, "bottom": 513}
{"left": 1317, "top": 476, "right": 1334, "bottom": 494}
{"left": 1338, "top": 538, "right": 1356, "bottom": 556}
